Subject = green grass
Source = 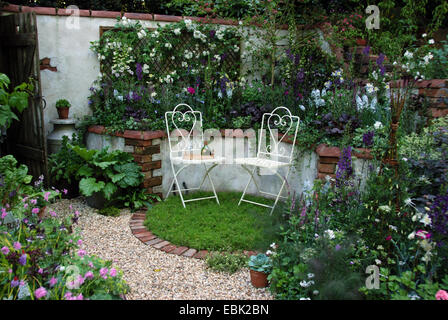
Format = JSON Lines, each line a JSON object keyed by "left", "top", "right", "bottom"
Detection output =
{"left": 144, "top": 191, "right": 283, "bottom": 252}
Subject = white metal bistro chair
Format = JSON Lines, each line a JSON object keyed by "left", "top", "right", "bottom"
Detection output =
{"left": 235, "top": 106, "right": 300, "bottom": 215}
{"left": 165, "top": 103, "right": 224, "bottom": 208}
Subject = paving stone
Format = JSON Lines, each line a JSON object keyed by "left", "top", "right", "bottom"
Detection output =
{"left": 171, "top": 246, "right": 189, "bottom": 255}
{"left": 193, "top": 250, "right": 209, "bottom": 259}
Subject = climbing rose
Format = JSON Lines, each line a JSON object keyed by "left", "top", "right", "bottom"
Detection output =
{"left": 187, "top": 87, "right": 195, "bottom": 94}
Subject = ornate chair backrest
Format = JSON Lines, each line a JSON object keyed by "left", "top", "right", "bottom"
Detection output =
{"left": 165, "top": 104, "right": 204, "bottom": 157}
{"left": 257, "top": 106, "right": 300, "bottom": 164}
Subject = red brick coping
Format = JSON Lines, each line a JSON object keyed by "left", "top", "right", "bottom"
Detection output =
{"left": 129, "top": 211, "right": 258, "bottom": 259}
{"left": 0, "top": 4, "right": 288, "bottom": 29}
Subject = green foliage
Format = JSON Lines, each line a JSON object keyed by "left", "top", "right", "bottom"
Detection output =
{"left": 0, "top": 155, "right": 33, "bottom": 206}
{"left": 206, "top": 252, "right": 248, "bottom": 274}
{"left": 98, "top": 206, "right": 121, "bottom": 217}
{"left": 48, "top": 135, "right": 84, "bottom": 184}
{"left": 0, "top": 73, "right": 33, "bottom": 130}
{"left": 55, "top": 99, "right": 71, "bottom": 109}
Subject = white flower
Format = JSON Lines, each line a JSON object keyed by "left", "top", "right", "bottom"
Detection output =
{"left": 137, "top": 29, "right": 146, "bottom": 39}
{"left": 173, "top": 28, "right": 181, "bottom": 35}
{"left": 428, "top": 39, "right": 435, "bottom": 44}
{"left": 151, "top": 92, "right": 157, "bottom": 97}
{"left": 181, "top": 61, "right": 188, "bottom": 68}
{"left": 374, "top": 121, "right": 383, "bottom": 130}
{"left": 324, "top": 229, "right": 335, "bottom": 240}
{"left": 270, "top": 243, "right": 276, "bottom": 249}
{"left": 307, "top": 273, "right": 315, "bottom": 279}
{"left": 420, "top": 214, "right": 432, "bottom": 227}
{"left": 300, "top": 297, "right": 311, "bottom": 300}
{"left": 233, "top": 45, "right": 240, "bottom": 52}
{"left": 299, "top": 105, "right": 305, "bottom": 111}
{"left": 313, "top": 290, "right": 319, "bottom": 295}
{"left": 142, "top": 64, "right": 149, "bottom": 74}
{"left": 265, "top": 250, "right": 273, "bottom": 255}
{"left": 404, "top": 50, "right": 413, "bottom": 59}
{"left": 202, "top": 50, "right": 209, "bottom": 56}
{"left": 379, "top": 205, "right": 391, "bottom": 212}
{"left": 375, "top": 259, "right": 381, "bottom": 265}
{"left": 422, "top": 33, "right": 427, "bottom": 38}
{"left": 165, "top": 42, "right": 172, "bottom": 49}
{"left": 193, "top": 30, "right": 203, "bottom": 39}
{"left": 151, "top": 30, "right": 159, "bottom": 38}
{"left": 324, "top": 81, "right": 331, "bottom": 89}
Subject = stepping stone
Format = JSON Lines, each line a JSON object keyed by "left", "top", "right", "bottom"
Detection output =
{"left": 153, "top": 241, "right": 170, "bottom": 249}
{"left": 171, "top": 246, "right": 189, "bottom": 255}
{"left": 182, "top": 248, "right": 197, "bottom": 257}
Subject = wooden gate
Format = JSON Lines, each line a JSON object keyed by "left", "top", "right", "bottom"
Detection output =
{"left": 0, "top": 12, "right": 47, "bottom": 181}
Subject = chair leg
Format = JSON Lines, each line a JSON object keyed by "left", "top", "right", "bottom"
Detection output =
{"left": 170, "top": 162, "right": 186, "bottom": 208}
{"left": 239, "top": 166, "right": 257, "bottom": 206}
{"left": 203, "top": 164, "right": 220, "bottom": 205}
{"left": 270, "top": 166, "right": 291, "bottom": 215}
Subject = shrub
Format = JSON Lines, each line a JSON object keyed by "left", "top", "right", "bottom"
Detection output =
{"left": 206, "top": 252, "right": 248, "bottom": 274}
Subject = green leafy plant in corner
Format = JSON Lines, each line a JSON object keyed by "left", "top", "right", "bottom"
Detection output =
{"left": 69, "top": 144, "right": 152, "bottom": 210}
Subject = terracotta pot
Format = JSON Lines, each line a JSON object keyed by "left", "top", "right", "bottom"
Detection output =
{"left": 356, "top": 38, "right": 367, "bottom": 46}
{"left": 38, "top": 206, "right": 46, "bottom": 219}
{"left": 250, "top": 270, "right": 269, "bottom": 288}
{"left": 57, "top": 107, "right": 70, "bottom": 119}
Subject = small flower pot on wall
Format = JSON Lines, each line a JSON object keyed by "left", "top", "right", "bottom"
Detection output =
{"left": 250, "top": 270, "right": 269, "bottom": 288}
{"left": 57, "top": 107, "right": 70, "bottom": 119}
{"left": 356, "top": 38, "right": 367, "bottom": 46}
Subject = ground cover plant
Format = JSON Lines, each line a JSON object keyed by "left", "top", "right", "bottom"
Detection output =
{"left": 144, "top": 192, "right": 284, "bottom": 252}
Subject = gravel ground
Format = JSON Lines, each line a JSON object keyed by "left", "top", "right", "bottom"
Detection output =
{"left": 48, "top": 197, "right": 273, "bottom": 300}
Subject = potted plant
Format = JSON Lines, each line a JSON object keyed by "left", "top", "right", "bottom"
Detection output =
{"left": 55, "top": 99, "right": 71, "bottom": 119}
{"left": 248, "top": 253, "right": 272, "bottom": 288}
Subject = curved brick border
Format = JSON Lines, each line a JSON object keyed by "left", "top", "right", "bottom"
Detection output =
{"left": 129, "top": 211, "right": 258, "bottom": 259}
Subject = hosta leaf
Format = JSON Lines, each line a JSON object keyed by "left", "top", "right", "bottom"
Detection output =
{"left": 79, "top": 177, "right": 104, "bottom": 197}
{"left": 93, "top": 160, "right": 117, "bottom": 169}
{"left": 77, "top": 165, "right": 94, "bottom": 178}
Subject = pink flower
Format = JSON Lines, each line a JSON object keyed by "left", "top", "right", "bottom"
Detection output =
{"left": 49, "top": 210, "right": 57, "bottom": 217}
{"left": 88, "top": 261, "right": 94, "bottom": 268}
{"left": 63, "top": 189, "right": 68, "bottom": 195}
{"left": 109, "top": 268, "right": 117, "bottom": 277}
{"left": 23, "top": 203, "right": 28, "bottom": 209}
{"left": 44, "top": 192, "right": 51, "bottom": 201}
{"left": 77, "top": 275, "right": 85, "bottom": 286}
{"left": 49, "top": 277, "right": 58, "bottom": 287}
{"left": 76, "top": 293, "right": 84, "bottom": 300}
{"left": 30, "top": 199, "right": 37, "bottom": 205}
{"left": 84, "top": 271, "right": 94, "bottom": 280}
{"left": 100, "top": 267, "right": 108, "bottom": 279}
{"left": 187, "top": 87, "right": 195, "bottom": 94}
{"left": 385, "top": 235, "right": 392, "bottom": 241}
{"left": 436, "top": 290, "right": 448, "bottom": 300}
{"left": 74, "top": 211, "right": 80, "bottom": 217}
{"left": 77, "top": 249, "right": 86, "bottom": 258}
{"left": 34, "top": 287, "right": 47, "bottom": 299}
{"left": 77, "top": 240, "right": 83, "bottom": 246}
{"left": 13, "top": 242, "right": 21, "bottom": 250}
{"left": 1, "top": 246, "right": 9, "bottom": 255}
{"left": 38, "top": 268, "right": 43, "bottom": 274}
{"left": 32, "top": 208, "right": 39, "bottom": 214}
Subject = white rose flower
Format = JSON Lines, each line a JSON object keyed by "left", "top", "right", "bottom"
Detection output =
{"left": 173, "top": 28, "right": 181, "bottom": 35}
{"left": 428, "top": 39, "right": 435, "bottom": 44}
{"left": 374, "top": 121, "right": 383, "bottom": 130}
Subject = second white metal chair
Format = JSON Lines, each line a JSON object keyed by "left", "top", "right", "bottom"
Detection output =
{"left": 165, "top": 103, "right": 224, "bottom": 208}
{"left": 235, "top": 106, "right": 300, "bottom": 215}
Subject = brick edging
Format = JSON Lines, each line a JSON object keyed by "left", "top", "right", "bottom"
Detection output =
{"left": 129, "top": 211, "right": 258, "bottom": 259}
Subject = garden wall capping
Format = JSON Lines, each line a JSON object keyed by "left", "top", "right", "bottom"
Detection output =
{"left": 0, "top": 4, "right": 289, "bottom": 29}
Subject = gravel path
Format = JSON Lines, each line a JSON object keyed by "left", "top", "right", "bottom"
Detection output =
{"left": 48, "top": 197, "right": 273, "bottom": 300}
